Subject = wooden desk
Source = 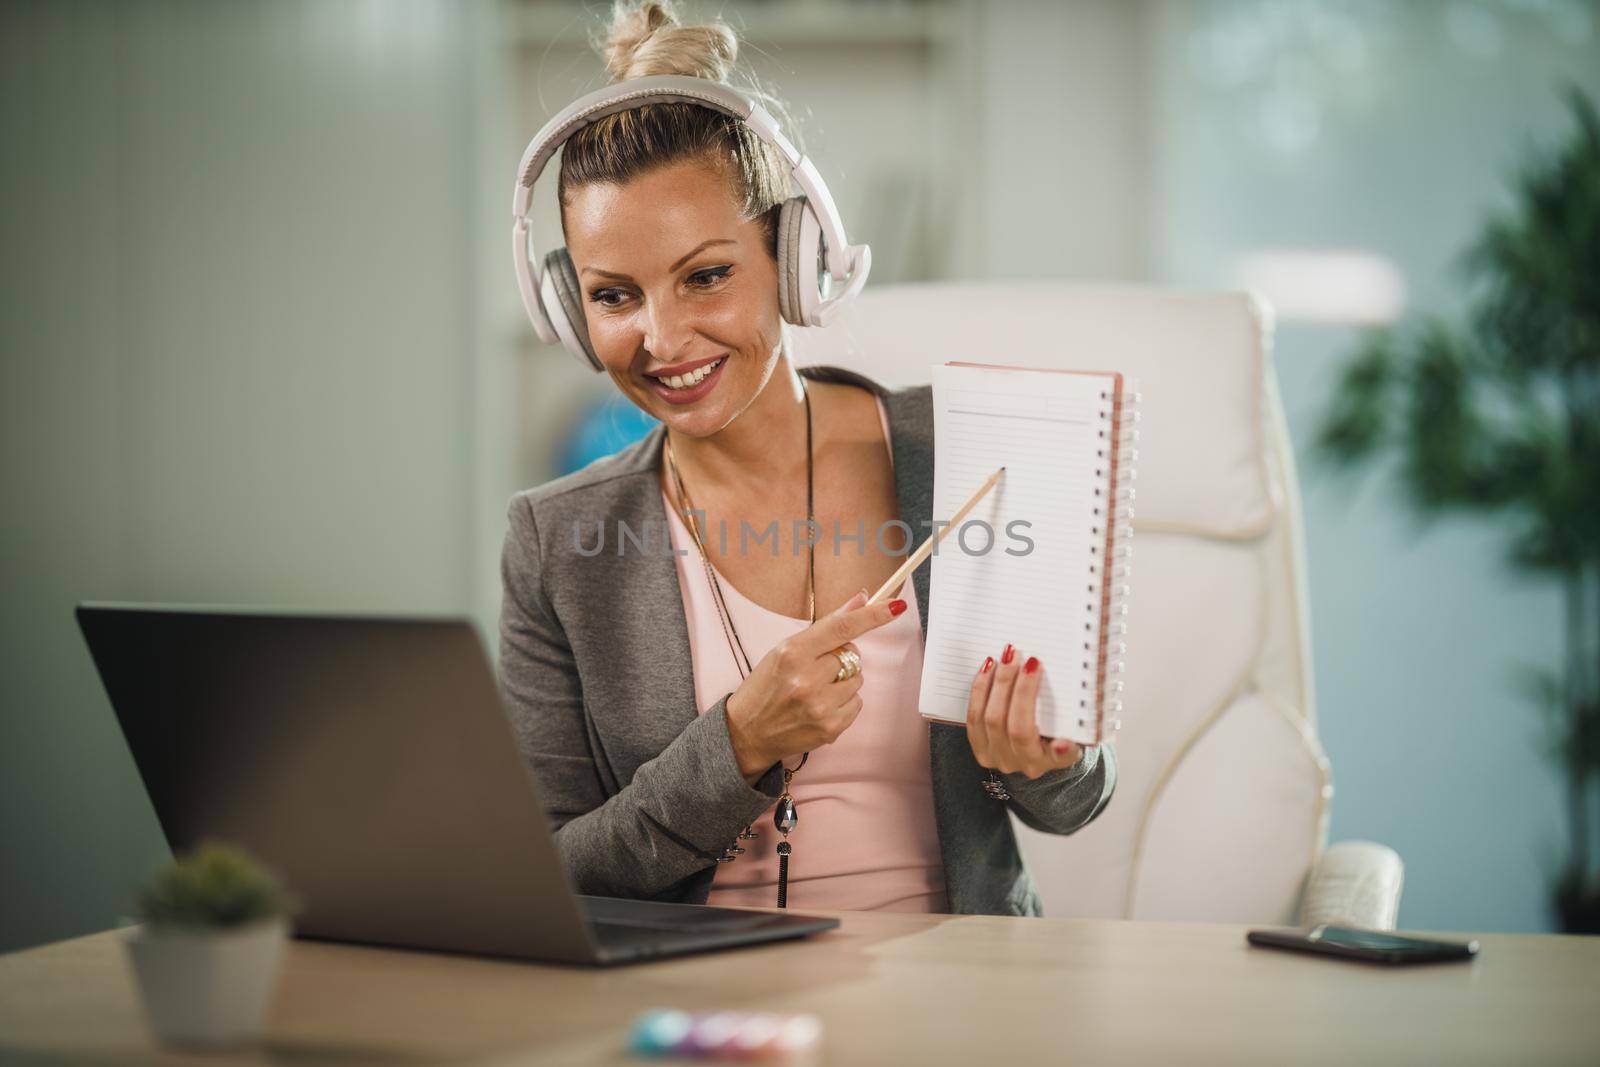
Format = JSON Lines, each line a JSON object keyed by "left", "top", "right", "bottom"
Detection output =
{"left": 2, "top": 911, "right": 1596, "bottom": 1065}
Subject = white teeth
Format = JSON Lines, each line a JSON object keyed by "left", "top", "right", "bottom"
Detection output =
{"left": 660, "top": 358, "right": 722, "bottom": 389}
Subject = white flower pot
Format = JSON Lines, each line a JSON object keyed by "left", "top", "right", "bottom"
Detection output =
{"left": 123, "top": 916, "right": 290, "bottom": 1048}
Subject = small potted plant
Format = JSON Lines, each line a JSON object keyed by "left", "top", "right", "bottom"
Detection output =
{"left": 123, "top": 841, "right": 298, "bottom": 1048}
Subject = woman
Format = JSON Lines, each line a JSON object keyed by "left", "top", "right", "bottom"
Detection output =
{"left": 498, "top": 0, "right": 1115, "bottom": 917}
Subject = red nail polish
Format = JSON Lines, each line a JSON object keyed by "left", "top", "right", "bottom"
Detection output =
{"left": 1002, "top": 643, "right": 1015, "bottom": 664}
{"left": 888, "top": 599, "right": 907, "bottom": 617}
{"left": 981, "top": 655, "right": 994, "bottom": 674}
{"left": 1024, "top": 656, "right": 1039, "bottom": 674}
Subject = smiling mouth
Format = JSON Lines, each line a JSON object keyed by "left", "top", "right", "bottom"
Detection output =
{"left": 646, "top": 356, "right": 725, "bottom": 390}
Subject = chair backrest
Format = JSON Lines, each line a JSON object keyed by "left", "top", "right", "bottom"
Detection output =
{"left": 791, "top": 281, "right": 1329, "bottom": 923}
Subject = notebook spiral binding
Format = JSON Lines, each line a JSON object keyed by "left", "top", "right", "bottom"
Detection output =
{"left": 1085, "top": 380, "right": 1140, "bottom": 741}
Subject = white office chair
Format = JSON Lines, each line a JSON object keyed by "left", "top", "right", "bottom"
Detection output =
{"left": 793, "top": 281, "right": 1403, "bottom": 929}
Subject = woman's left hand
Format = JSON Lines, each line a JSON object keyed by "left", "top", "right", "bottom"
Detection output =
{"left": 967, "top": 644, "right": 1084, "bottom": 781}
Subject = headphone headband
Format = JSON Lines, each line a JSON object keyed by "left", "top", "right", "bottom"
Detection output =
{"left": 513, "top": 75, "right": 850, "bottom": 280}
{"left": 514, "top": 79, "right": 773, "bottom": 202}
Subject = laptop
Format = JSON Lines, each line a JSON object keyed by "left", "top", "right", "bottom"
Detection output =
{"left": 75, "top": 603, "right": 840, "bottom": 965}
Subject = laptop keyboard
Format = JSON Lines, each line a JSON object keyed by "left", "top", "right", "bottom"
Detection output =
{"left": 580, "top": 895, "right": 783, "bottom": 933}
{"left": 575, "top": 895, "right": 837, "bottom": 963}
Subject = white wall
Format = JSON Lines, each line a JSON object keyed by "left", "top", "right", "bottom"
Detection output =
{"left": 970, "top": 0, "right": 1153, "bottom": 281}
{"left": 0, "top": 0, "right": 514, "bottom": 952}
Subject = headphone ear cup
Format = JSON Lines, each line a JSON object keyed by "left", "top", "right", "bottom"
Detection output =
{"left": 542, "top": 247, "right": 600, "bottom": 370}
{"left": 776, "top": 195, "right": 809, "bottom": 327}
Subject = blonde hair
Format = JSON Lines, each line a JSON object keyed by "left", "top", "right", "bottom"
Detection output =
{"left": 557, "top": 0, "right": 800, "bottom": 260}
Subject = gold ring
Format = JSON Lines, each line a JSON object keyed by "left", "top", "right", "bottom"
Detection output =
{"left": 831, "top": 646, "right": 860, "bottom": 683}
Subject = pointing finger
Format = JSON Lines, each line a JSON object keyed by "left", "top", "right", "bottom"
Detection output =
{"left": 801, "top": 592, "right": 907, "bottom": 656}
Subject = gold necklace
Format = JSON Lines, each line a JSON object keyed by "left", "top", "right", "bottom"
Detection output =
{"left": 663, "top": 379, "right": 815, "bottom": 908}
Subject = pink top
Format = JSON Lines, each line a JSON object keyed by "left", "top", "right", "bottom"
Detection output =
{"left": 662, "top": 394, "right": 949, "bottom": 913}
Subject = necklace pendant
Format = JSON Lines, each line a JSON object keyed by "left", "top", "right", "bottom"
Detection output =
{"left": 776, "top": 839, "right": 793, "bottom": 909}
{"left": 774, "top": 793, "right": 797, "bottom": 834}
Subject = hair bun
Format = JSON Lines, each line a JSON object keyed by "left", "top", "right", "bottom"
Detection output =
{"left": 601, "top": 0, "right": 737, "bottom": 83}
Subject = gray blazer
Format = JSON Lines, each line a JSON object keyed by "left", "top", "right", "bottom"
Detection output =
{"left": 496, "top": 364, "right": 1116, "bottom": 916}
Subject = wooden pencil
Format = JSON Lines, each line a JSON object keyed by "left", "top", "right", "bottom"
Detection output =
{"left": 868, "top": 466, "right": 1006, "bottom": 605}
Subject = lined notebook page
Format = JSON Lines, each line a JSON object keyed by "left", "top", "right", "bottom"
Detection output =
{"left": 918, "top": 362, "right": 1118, "bottom": 743}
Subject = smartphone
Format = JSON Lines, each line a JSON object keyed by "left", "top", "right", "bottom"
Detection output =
{"left": 1246, "top": 925, "right": 1479, "bottom": 965}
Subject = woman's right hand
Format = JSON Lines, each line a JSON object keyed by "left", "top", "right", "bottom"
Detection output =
{"left": 724, "top": 589, "right": 908, "bottom": 780}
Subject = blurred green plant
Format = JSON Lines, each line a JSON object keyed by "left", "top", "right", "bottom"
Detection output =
{"left": 1314, "top": 85, "right": 1600, "bottom": 933}
{"left": 134, "top": 841, "right": 298, "bottom": 931}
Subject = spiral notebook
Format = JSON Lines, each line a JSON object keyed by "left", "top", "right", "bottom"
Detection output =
{"left": 917, "top": 361, "right": 1139, "bottom": 745}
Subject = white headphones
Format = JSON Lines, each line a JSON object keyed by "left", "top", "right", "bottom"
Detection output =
{"left": 512, "top": 74, "right": 872, "bottom": 372}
